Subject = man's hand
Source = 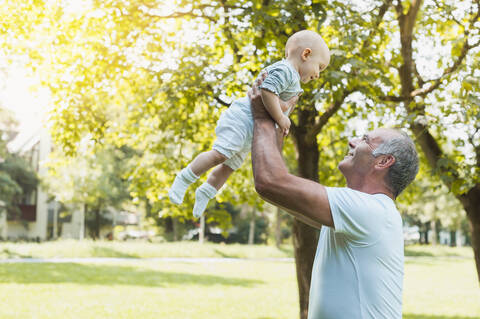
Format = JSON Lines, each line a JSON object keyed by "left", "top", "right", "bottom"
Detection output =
{"left": 248, "top": 72, "right": 271, "bottom": 120}
{"left": 277, "top": 115, "right": 291, "bottom": 136}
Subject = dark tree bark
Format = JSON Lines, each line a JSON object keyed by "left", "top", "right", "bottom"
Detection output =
{"left": 458, "top": 186, "right": 480, "bottom": 280}
{"left": 291, "top": 106, "right": 321, "bottom": 319}
{"left": 275, "top": 207, "right": 282, "bottom": 248}
{"left": 94, "top": 207, "right": 100, "bottom": 239}
{"left": 391, "top": 0, "right": 480, "bottom": 281}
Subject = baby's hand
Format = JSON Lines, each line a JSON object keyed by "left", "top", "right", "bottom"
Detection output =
{"left": 279, "top": 94, "right": 299, "bottom": 115}
{"left": 278, "top": 115, "right": 291, "bottom": 136}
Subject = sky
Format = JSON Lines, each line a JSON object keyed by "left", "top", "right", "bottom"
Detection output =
{"left": 0, "top": 0, "right": 178, "bottom": 134}
{"left": 0, "top": 64, "right": 51, "bottom": 133}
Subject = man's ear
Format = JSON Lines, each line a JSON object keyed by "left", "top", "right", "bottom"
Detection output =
{"left": 375, "top": 154, "right": 395, "bottom": 169}
{"left": 301, "top": 48, "right": 312, "bottom": 61}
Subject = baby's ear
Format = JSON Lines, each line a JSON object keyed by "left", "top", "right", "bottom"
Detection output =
{"left": 301, "top": 48, "right": 312, "bottom": 60}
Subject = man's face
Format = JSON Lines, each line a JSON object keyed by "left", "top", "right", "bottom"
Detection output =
{"left": 338, "top": 128, "right": 394, "bottom": 180}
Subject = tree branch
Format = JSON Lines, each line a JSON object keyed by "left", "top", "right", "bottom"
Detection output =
{"left": 143, "top": 4, "right": 244, "bottom": 23}
{"left": 305, "top": 89, "right": 354, "bottom": 144}
{"left": 207, "top": 84, "right": 230, "bottom": 107}
{"left": 394, "top": 0, "right": 404, "bottom": 18}
{"left": 379, "top": 95, "right": 404, "bottom": 102}
{"left": 410, "top": 5, "right": 480, "bottom": 98}
{"left": 290, "top": 120, "right": 297, "bottom": 139}
{"left": 467, "top": 126, "right": 480, "bottom": 168}
{"left": 361, "top": 0, "right": 393, "bottom": 50}
{"left": 410, "top": 40, "right": 480, "bottom": 98}
{"left": 213, "top": 95, "right": 230, "bottom": 107}
{"left": 220, "top": 0, "right": 244, "bottom": 64}
{"left": 432, "top": 0, "right": 464, "bottom": 27}
{"left": 413, "top": 61, "right": 425, "bottom": 87}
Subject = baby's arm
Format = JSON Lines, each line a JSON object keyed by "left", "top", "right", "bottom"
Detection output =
{"left": 261, "top": 89, "right": 291, "bottom": 135}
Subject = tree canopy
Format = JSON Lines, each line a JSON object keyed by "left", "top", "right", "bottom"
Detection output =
{"left": 2, "top": 0, "right": 480, "bottom": 316}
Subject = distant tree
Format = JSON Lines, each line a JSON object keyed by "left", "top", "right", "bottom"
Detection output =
{"left": 46, "top": 145, "right": 133, "bottom": 238}
{"left": 3, "top": 1, "right": 480, "bottom": 317}
{"left": 0, "top": 106, "right": 38, "bottom": 219}
{"left": 0, "top": 154, "right": 39, "bottom": 219}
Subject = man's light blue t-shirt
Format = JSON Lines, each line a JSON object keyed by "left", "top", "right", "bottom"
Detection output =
{"left": 308, "top": 187, "right": 404, "bottom": 319}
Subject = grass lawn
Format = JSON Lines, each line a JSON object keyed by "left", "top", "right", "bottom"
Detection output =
{"left": 0, "top": 240, "right": 294, "bottom": 259}
{"left": 0, "top": 241, "right": 478, "bottom": 318}
{"left": 0, "top": 240, "right": 473, "bottom": 259}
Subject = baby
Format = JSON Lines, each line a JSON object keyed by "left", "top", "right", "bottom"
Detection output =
{"left": 169, "top": 30, "right": 330, "bottom": 218}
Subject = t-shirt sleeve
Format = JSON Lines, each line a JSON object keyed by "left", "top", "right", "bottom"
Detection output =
{"left": 326, "top": 187, "right": 386, "bottom": 246}
{"left": 259, "top": 63, "right": 292, "bottom": 95}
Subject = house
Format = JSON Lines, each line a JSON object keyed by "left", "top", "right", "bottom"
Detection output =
{"left": 2, "top": 124, "right": 85, "bottom": 241}
{"left": 1, "top": 121, "right": 143, "bottom": 242}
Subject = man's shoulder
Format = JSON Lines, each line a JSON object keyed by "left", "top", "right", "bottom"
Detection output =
{"left": 326, "top": 187, "right": 397, "bottom": 222}
{"left": 327, "top": 187, "right": 394, "bottom": 205}
{"left": 326, "top": 187, "right": 400, "bottom": 243}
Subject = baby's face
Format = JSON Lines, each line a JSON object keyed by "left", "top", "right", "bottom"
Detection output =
{"left": 298, "top": 48, "right": 329, "bottom": 84}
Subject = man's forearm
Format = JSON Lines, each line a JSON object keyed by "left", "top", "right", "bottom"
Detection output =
{"left": 249, "top": 78, "right": 330, "bottom": 229}
{"left": 251, "top": 117, "right": 323, "bottom": 229}
{"left": 251, "top": 118, "right": 286, "bottom": 185}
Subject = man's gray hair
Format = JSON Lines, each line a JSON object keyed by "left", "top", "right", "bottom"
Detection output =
{"left": 372, "top": 130, "right": 419, "bottom": 197}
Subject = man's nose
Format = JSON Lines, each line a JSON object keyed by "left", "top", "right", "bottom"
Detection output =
{"left": 348, "top": 138, "right": 359, "bottom": 148}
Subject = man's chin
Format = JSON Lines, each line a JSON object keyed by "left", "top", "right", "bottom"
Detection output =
{"left": 338, "top": 161, "right": 349, "bottom": 176}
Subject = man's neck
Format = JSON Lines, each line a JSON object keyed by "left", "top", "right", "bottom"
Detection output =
{"left": 346, "top": 177, "right": 395, "bottom": 200}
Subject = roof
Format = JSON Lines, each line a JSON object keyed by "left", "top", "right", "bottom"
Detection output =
{"left": 7, "top": 125, "right": 42, "bottom": 154}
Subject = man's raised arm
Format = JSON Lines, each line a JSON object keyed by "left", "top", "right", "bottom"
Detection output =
{"left": 249, "top": 82, "right": 334, "bottom": 229}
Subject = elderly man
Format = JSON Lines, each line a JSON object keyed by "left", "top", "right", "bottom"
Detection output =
{"left": 249, "top": 81, "right": 419, "bottom": 318}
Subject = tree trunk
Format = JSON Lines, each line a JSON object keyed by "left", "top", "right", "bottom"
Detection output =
{"left": 450, "top": 231, "right": 456, "bottom": 247}
{"left": 94, "top": 208, "right": 100, "bottom": 239}
{"left": 292, "top": 117, "right": 321, "bottom": 319}
{"left": 394, "top": 0, "right": 480, "bottom": 282}
{"left": 248, "top": 209, "right": 255, "bottom": 245}
{"left": 293, "top": 219, "right": 319, "bottom": 319}
{"left": 431, "top": 219, "right": 437, "bottom": 246}
{"left": 424, "top": 223, "right": 429, "bottom": 245}
{"left": 172, "top": 217, "right": 179, "bottom": 241}
{"left": 199, "top": 215, "right": 205, "bottom": 244}
{"left": 458, "top": 185, "right": 480, "bottom": 282}
{"left": 275, "top": 207, "right": 282, "bottom": 248}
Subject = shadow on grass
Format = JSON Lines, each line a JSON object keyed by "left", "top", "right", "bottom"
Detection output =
{"left": 213, "top": 249, "right": 241, "bottom": 258}
{"left": 403, "top": 314, "right": 479, "bottom": 319}
{"left": 0, "top": 263, "right": 263, "bottom": 287}
{"left": 404, "top": 248, "right": 435, "bottom": 257}
{"left": 91, "top": 246, "right": 138, "bottom": 258}
{"left": 277, "top": 245, "right": 294, "bottom": 257}
{"left": 1, "top": 248, "right": 32, "bottom": 259}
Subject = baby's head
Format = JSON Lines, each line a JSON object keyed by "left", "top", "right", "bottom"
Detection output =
{"left": 285, "top": 30, "right": 330, "bottom": 83}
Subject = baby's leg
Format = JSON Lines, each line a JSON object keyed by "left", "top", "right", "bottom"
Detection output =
{"left": 193, "top": 164, "right": 234, "bottom": 218}
{"left": 206, "top": 163, "right": 234, "bottom": 190}
{"left": 190, "top": 150, "right": 228, "bottom": 176}
{"left": 168, "top": 150, "right": 227, "bottom": 205}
